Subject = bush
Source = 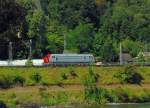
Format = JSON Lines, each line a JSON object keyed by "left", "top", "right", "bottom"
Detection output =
{"left": 113, "top": 88, "right": 130, "bottom": 102}
{"left": 83, "top": 67, "right": 105, "bottom": 104}
{"left": 94, "top": 73, "right": 100, "bottom": 83}
{"left": 69, "top": 67, "right": 78, "bottom": 78}
{"left": 106, "top": 90, "right": 119, "bottom": 103}
{"left": 114, "top": 65, "right": 144, "bottom": 84}
{"left": 0, "top": 75, "right": 25, "bottom": 88}
{"left": 30, "top": 73, "right": 42, "bottom": 84}
{"left": 40, "top": 92, "right": 68, "bottom": 106}
{"left": 61, "top": 73, "right": 68, "bottom": 80}
{"left": 12, "top": 75, "right": 25, "bottom": 86}
{"left": 25, "top": 60, "right": 33, "bottom": 67}
{"left": 0, "top": 75, "right": 14, "bottom": 89}
{"left": 0, "top": 100, "right": 7, "bottom": 108}
{"left": 95, "top": 56, "right": 102, "bottom": 62}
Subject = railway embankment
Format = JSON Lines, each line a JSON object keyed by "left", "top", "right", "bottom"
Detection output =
{"left": 0, "top": 66, "right": 150, "bottom": 108}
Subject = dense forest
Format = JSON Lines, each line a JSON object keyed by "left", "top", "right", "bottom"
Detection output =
{"left": 0, "top": 0, "right": 150, "bottom": 62}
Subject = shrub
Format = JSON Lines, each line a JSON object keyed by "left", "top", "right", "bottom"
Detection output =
{"left": 114, "top": 65, "right": 144, "bottom": 84}
{"left": 137, "top": 52, "right": 146, "bottom": 66}
{"left": 114, "top": 88, "right": 130, "bottom": 102}
{"left": 83, "top": 67, "right": 105, "bottom": 104}
{"left": 0, "top": 100, "right": 7, "bottom": 108}
{"left": 61, "top": 73, "right": 68, "bottom": 80}
{"left": 95, "top": 56, "right": 102, "bottom": 62}
{"left": 69, "top": 67, "right": 78, "bottom": 78}
{"left": 40, "top": 92, "right": 68, "bottom": 106}
{"left": 12, "top": 75, "right": 25, "bottom": 86}
{"left": 25, "top": 60, "right": 33, "bottom": 67}
{"left": 30, "top": 73, "right": 42, "bottom": 84}
{"left": 0, "top": 75, "right": 14, "bottom": 89}
{"left": 106, "top": 90, "right": 119, "bottom": 103}
{"left": 94, "top": 73, "right": 100, "bottom": 82}
{"left": 0, "top": 75, "right": 25, "bottom": 88}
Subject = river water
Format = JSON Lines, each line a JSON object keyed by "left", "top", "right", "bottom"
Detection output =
{"left": 75, "top": 103, "right": 150, "bottom": 108}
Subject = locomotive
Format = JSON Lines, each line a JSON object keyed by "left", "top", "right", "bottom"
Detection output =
{"left": 44, "top": 54, "right": 95, "bottom": 65}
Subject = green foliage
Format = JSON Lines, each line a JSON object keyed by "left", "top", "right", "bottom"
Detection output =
{"left": 47, "top": 0, "right": 100, "bottom": 28}
{"left": 12, "top": 75, "right": 25, "bottom": 86}
{"left": 83, "top": 67, "right": 105, "bottom": 104}
{"left": 122, "top": 39, "right": 142, "bottom": 57}
{"left": 17, "top": 0, "right": 36, "bottom": 11}
{"left": 25, "top": 60, "right": 33, "bottom": 66}
{"left": 1, "top": 0, "right": 150, "bottom": 62}
{"left": 93, "top": 33, "right": 118, "bottom": 62}
{"left": 46, "top": 34, "right": 64, "bottom": 53}
{"left": 0, "top": 75, "right": 25, "bottom": 89}
{"left": 0, "top": 75, "right": 13, "bottom": 88}
{"left": 0, "top": 0, "right": 26, "bottom": 41}
{"left": 40, "top": 91, "right": 68, "bottom": 106}
{"left": 0, "top": 0, "right": 26, "bottom": 59}
{"left": 137, "top": 52, "right": 146, "bottom": 66}
{"left": 69, "top": 67, "right": 78, "bottom": 78}
{"left": 30, "top": 73, "right": 42, "bottom": 84}
{"left": 100, "top": 0, "right": 150, "bottom": 42}
{"left": 0, "top": 100, "right": 7, "bottom": 108}
{"left": 61, "top": 73, "right": 68, "bottom": 80}
{"left": 67, "top": 23, "right": 95, "bottom": 53}
{"left": 114, "top": 65, "right": 144, "bottom": 84}
{"left": 27, "top": 10, "right": 47, "bottom": 57}
{"left": 111, "top": 87, "right": 150, "bottom": 103}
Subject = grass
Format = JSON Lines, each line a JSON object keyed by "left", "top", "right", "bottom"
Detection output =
{"left": 0, "top": 86, "right": 150, "bottom": 107}
{"left": 0, "top": 89, "right": 84, "bottom": 108}
{"left": 0, "top": 66, "right": 150, "bottom": 107}
{"left": 0, "top": 66, "right": 149, "bottom": 86}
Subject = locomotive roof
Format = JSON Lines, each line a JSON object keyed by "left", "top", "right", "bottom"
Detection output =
{"left": 51, "top": 54, "right": 94, "bottom": 56}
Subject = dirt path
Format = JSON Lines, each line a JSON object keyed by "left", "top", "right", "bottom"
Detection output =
{"left": 0, "top": 84, "right": 150, "bottom": 93}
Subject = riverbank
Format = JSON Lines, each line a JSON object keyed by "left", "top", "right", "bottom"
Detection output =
{"left": 1, "top": 84, "right": 150, "bottom": 108}
{"left": 0, "top": 66, "right": 150, "bottom": 107}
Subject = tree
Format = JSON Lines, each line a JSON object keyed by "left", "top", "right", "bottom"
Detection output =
{"left": 67, "top": 23, "right": 95, "bottom": 53}
{"left": 46, "top": 34, "right": 64, "bottom": 53}
{"left": 17, "top": 0, "right": 36, "bottom": 11}
{"left": 27, "top": 10, "right": 47, "bottom": 55}
{"left": 0, "top": 0, "right": 26, "bottom": 42}
{"left": 8, "top": 0, "right": 150, "bottom": 60}
{"left": 100, "top": 0, "right": 150, "bottom": 42}
{"left": 101, "top": 38, "right": 117, "bottom": 62}
{"left": 47, "top": 0, "right": 100, "bottom": 29}
{"left": 0, "top": 0, "right": 26, "bottom": 59}
{"left": 122, "top": 39, "right": 142, "bottom": 57}
{"left": 18, "top": 0, "right": 48, "bottom": 58}
{"left": 93, "top": 32, "right": 105, "bottom": 57}
{"left": 93, "top": 32, "right": 118, "bottom": 62}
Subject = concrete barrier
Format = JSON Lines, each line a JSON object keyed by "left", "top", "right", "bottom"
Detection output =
{"left": 0, "top": 59, "right": 44, "bottom": 66}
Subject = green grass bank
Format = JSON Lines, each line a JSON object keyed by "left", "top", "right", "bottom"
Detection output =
{"left": 0, "top": 66, "right": 150, "bottom": 108}
{"left": 0, "top": 66, "right": 150, "bottom": 85}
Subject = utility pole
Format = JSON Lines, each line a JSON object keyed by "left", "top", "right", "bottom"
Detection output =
{"left": 29, "top": 39, "right": 32, "bottom": 60}
{"left": 8, "top": 42, "right": 13, "bottom": 66}
{"left": 145, "top": 42, "right": 148, "bottom": 52}
{"left": 35, "top": 0, "right": 42, "bottom": 10}
{"left": 119, "top": 43, "right": 123, "bottom": 65}
{"left": 63, "top": 34, "right": 67, "bottom": 54}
